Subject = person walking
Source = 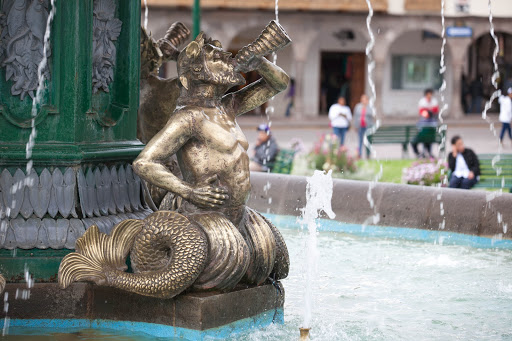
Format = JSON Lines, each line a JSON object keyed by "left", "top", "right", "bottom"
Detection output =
{"left": 353, "top": 94, "right": 374, "bottom": 158}
{"left": 498, "top": 87, "right": 512, "bottom": 144}
{"left": 328, "top": 96, "right": 352, "bottom": 146}
{"left": 470, "top": 76, "right": 484, "bottom": 113}
{"left": 284, "top": 79, "right": 295, "bottom": 117}
{"left": 448, "top": 136, "right": 480, "bottom": 190}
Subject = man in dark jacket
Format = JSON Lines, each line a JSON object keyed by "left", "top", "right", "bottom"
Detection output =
{"left": 448, "top": 135, "right": 480, "bottom": 189}
{"left": 249, "top": 124, "right": 279, "bottom": 172}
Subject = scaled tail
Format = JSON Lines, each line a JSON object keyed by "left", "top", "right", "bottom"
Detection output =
{"left": 58, "top": 220, "right": 143, "bottom": 289}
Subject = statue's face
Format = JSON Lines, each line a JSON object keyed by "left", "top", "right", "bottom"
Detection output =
{"left": 203, "top": 44, "right": 245, "bottom": 87}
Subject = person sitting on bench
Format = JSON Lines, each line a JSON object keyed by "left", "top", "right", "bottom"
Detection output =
{"left": 250, "top": 124, "right": 279, "bottom": 172}
{"left": 448, "top": 136, "right": 480, "bottom": 189}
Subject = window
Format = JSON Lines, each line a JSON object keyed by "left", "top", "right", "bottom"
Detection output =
{"left": 392, "top": 55, "right": 442, "bottom": 90}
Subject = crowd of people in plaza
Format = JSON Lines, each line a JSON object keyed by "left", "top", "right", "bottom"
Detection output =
{"left": 250, "top": 81, "right": 512, "bottom": 191}
{"left": 324, "top": 86, "right": 512, "bottom": 190}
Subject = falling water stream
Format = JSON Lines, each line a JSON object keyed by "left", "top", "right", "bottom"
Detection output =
{"left": 144, "top": 0, "right": 149, "bottom": 31}
{"left": 435, "top": 0, "right": 448, "bottom": 231}
{"left": 481, "top": 0, "right": 509, "bottom": 237}
{"left": 3, "top": 0, "right": 56, "bottom": 336}
{"left": 261, "top": 0, "right": 280, "bottom": 206}
{"left": 362, "top": 0, "right": 382, "bottom": 229}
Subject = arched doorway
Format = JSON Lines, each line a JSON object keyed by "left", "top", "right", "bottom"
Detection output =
{"left": 465, "top": 32, "right": 512, "bottom": 113}
{"left": 315, "top": 29, "right": 368, "bottom": 114}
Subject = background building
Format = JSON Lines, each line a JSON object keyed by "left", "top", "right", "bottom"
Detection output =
{"left": 145, "top": 0, "right": 512, "bottom": 119}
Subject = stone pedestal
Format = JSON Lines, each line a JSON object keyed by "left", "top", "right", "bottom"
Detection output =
{"left": 1, "top": 282, "right": 285, "bottom": 339}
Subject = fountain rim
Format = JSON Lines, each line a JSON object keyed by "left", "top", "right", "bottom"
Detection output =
{"left": 249, "top": 172, "right": 512, "bottom": 242}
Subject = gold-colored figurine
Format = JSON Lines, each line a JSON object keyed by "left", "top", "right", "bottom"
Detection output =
{"left": 59, "top": 21, "right": 291, "bottom": 298}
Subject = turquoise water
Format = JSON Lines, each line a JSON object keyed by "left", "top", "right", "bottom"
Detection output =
{"left": 2, "top": 222, "right": 512, "bottom": 340}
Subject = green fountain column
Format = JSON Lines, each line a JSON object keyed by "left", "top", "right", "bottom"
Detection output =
{"left": 0, "top": 0, "right": 150, "bottom": 281}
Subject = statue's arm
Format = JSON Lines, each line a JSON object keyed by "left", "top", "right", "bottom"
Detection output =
{"left": 133, "top": 110, "right": 194, "bottom": 198}
{"left": 223, "top": 58, "right": 289, "bottom": 117}
{"left": 133, "top": 111, "right": 228, "bottom": 209}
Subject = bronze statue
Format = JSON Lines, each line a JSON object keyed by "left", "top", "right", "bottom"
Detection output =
{"left": 59, "top": 21, "right": 291, "bottom": 299}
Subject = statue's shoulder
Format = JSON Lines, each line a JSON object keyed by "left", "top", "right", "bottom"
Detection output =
{"left": 169, "top": 105, "right": 208, "bottom": 132}
{"left": 173, "top": 105, "right": 204, "bottom": 119}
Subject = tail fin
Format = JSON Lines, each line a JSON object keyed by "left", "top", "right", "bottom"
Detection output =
{"left": 58, "top": 220, "right": 143, "bottom": 289}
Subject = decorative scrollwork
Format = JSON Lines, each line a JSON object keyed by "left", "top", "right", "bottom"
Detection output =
{"left": 92, "top": 0, "right": 122, "bottom": 93}
{"left": 0, "top": 0, "right": 51, "bottom": 100}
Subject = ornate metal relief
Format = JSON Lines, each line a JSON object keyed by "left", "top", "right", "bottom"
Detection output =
{"left": 0, "top": 0, "right": 51, "bottom": 100}
{"left": 92, "top": 0, "right": 122, "bottom": 93}
{"left": 0, "top": 165, "right": 150, "bottom": 250}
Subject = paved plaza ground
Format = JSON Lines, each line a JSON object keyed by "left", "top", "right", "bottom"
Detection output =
{"left": 239, "top": 113, "right": 508, "bottom": 161}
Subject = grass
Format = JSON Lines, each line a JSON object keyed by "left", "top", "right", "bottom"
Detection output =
{"left": 355, "top": 159, "right": 415, "bottom": 183}
{"left": 291, "top": 155, "right": 414, "bottom": 184}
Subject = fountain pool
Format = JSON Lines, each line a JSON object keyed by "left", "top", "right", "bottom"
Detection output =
{"left": 2, "top": 217, "right": 511, "bottom": 341}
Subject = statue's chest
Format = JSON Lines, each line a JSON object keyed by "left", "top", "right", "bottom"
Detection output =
{"left": 200, "top": 112, "right": 249, "bottom": 151}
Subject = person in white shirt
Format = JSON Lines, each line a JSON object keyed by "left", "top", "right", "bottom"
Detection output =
{"left": 328, "top": 96, "right": 352, "bottom": 146}
{"left": 448, "top": 136, "right": 480, "bottom": 189}
{"left": 498, "top": 87, "right": 512, "bottom": 143}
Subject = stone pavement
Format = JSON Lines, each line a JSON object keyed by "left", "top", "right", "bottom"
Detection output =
{"left": 238, "top": 113, "right": 508, "bottom": 160}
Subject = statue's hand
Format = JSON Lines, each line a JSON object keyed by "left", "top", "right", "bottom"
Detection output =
{"left": 236, "top": 55, "right": 264, "bottom": 74}
{"left": 186, "top": 176, "right": 229, "bottom": 209}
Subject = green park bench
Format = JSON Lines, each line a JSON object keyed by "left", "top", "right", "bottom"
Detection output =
{"left": 366, "top": 124, "right": 447, "bottom": 158}
{"left": 474, "top": 154, "right": 512, "bottom": 189}
{"left": 269, "top": 148, "right": 296, "bottom": 174}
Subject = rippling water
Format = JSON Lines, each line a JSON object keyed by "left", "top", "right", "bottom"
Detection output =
{"left": 2, "top": 228, "right": 512, "bottom": 341}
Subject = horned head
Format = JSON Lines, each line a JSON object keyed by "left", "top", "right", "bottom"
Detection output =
{"left": 177, "top": 32, "right": 224, "bottom": 90}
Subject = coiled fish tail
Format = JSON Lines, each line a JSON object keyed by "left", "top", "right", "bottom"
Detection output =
{"left": 58, "top": 220, "right": 143, "bottom": 289}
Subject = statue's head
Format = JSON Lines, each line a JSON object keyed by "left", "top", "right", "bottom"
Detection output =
{"left": 177, "top": 33, "right": 245, "bottom": 91}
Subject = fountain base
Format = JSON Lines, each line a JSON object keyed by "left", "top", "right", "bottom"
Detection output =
{"left": 1, "top": 282, "right": 284, "bottom": 339}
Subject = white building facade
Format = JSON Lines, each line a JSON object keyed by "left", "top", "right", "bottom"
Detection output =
{"left": 145, "top": 0, "right": 512, "bottom": 119}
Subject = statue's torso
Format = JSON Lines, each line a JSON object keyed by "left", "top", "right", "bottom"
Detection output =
{"left": 178, "top": 106, "right": 251, "bottom": 220}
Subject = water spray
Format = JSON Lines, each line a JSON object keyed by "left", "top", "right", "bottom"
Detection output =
{"left": 299, "top": 170, "right": 336, "bottom": 339}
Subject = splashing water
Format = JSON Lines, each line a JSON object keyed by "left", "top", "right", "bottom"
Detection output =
{"left": 144, "top": 0, "right": 149, "bottom": 31}
{"left": 300, "top": 170, "right": 336, "bottom": 329}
